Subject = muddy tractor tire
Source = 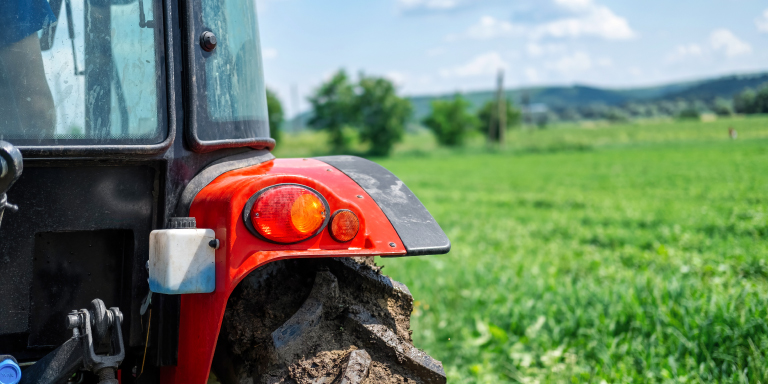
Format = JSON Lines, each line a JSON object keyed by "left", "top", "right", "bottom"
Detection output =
{"left": 210, "top": 257, "right": 446, "bottom": 384}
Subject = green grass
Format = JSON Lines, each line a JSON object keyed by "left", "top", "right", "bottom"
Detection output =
{"left": 275, "top": 116, "right": 768, "bottom": 159}
{"left": 279, "top": 116, "right": 768, "bottom": 383}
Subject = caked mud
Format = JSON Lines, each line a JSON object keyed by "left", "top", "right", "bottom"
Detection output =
{"left": 210, "top": 258, "right": 445, "bottom": 384}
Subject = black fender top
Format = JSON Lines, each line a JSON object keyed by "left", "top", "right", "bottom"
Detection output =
{"left": 316, "top": 156, "right": 450, "bottom": 256}
{"left": 177, "top": 149, "right": 274, "bottom": 217}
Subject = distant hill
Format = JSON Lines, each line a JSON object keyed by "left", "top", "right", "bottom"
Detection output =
{"left": 287, "top": 71, "right": 768, "bottom": 128}
{"left": 408, "top": 72, "right": 768, "bottom": 121}
{"left": 662, "top": 73, "right": 768, "bottom": 101}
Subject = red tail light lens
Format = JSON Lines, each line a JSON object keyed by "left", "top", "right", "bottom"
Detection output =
{"left": 244, "top": 185, "right": 329, "bottom": 243}
{"left": 329, "top": 210, "right": 360, "bottom": 242}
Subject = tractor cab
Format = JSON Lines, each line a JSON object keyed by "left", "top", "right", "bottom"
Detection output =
{"left": 3, "top": 0, "right": 271, "bottom": 150}
{"left": 0, "top": 1, "right": 449, "bottom": 383}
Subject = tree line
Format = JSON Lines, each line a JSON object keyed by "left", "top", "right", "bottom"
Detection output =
{"left": 423, "top": 96, "right": 520, "bottom": 146}
{"left": 733, "top": 83, "right": 768, "bottom": 114}
{"left": 537, "top": 82, "right": 768, "bottom": 123}
{"left": 266, "top": 74, "right": 768, "bottom": 156}
{"left": 267, "top": 69, "right": 522, "bottom": 155}
{"left": 306, "top": 70, "right": 412, "bottom": 156}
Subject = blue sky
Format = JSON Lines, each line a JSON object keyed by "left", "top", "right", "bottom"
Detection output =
{"left": 256, "top": 0, "right": 768, "bottom": 116}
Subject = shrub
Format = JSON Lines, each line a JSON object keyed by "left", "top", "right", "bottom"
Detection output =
{"left": 355, "top": 75, "right": 413, "bottom": 157}
{"left": 422, "top": 95, "right": 478, "bottom": 146}
{"left": 677, "top": 108, "right": 700, "bottom": 120}
{"left": 477, "top": 99, "right": 522, "bottom": 142}
{"left": 712, "top": 98, "right": 733, "bottom": 116}
{"left": 266, "top": 89, "right": 284, "bottom": 142}
{"left": 307, "top": 70, "right": 356, "bottom": 153}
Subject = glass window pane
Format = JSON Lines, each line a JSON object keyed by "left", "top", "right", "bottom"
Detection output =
{"left": 0, "top": 0, "right": 163, "bottom": 146}
{"left": 199, "top": 0, "right": 268, "bottom": 140}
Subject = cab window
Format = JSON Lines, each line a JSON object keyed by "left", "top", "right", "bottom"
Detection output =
{"left": 0, "top": 0, "right": 163, "bottom": 146}
{"left": 197, "top": 0, "right": 269, "bottom": 142}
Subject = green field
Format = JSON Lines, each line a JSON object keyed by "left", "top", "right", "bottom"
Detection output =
{"left": 280, "top": 116, "right": 768, "bottom": 383}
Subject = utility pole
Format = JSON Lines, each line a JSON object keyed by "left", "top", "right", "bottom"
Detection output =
{"left": 497, "top": 69, "right": 506, "bottom": 145}
{"left": 521, "top": 91, "right": 530, "bottom": 127}
{"left": 489, "top": 69, "right": 506, "bottom": 144}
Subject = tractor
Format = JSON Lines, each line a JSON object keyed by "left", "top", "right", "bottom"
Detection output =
{"left": 0, "top": 0, "right": 450, "bottom": 383}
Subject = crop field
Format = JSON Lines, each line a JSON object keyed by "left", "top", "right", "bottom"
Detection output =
{"left": 278, "top": 116, "right": 768, "bottom": 383}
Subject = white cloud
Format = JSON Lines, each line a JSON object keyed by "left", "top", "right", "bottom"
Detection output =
{"left": 385, "top": 71, "right": 408, "bottom": 86}
{"left": 532, "top": 4, "right": 635, "bottom": 40}
{"left": 554, "top": 0, "right": 593, "bottom": 11}
{"left": 665, "top": 43, "right": 703, "bottom": 62}
{"left": 440, "top": 52, "right": 509, "bottom": 77}
{"left": 462, "top": 0, "right": 635, "bottom": 41}
{"left": 465, "top": 16, "right": 525, "bottom": 39}
{"left": 383, "top": 72, "right": 435, "bottom": 94}
{"left": 526, "top": 42, "right": 566, "bottom": 57}
{"left": 710, "top": 29, "right": 752, "bottom": 57}
{"left": 676, "top": 44, "right": 703, "bottom": 56}
{"left": 397, "top": 0, "right": 475, "bottom": 12}
{"left": 545, "top": 52, "right": 592, "bottom": 73}
{"left": 756, "top": 9, "right": 768, "bottom": 32}
{"left": 263, "top": 48, "right": 278, "bottom": 59}
{"left": 255, "top": 0, "right": 285, "bottom": 13}
{"left": 596, "top": 57, "right": 613, "bottom": 67}
{"left": 525, "top": 67, "right": 540, "bottom": 82}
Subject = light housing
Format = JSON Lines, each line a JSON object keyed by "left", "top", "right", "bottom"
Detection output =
{"left": 243, "top": 184, "right": 330, "bottom": 244}
{"left": 329, "top": 209, "right": 360, "bottom": 242}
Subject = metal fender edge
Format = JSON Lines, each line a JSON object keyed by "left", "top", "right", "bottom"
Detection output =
{"left": 315, "top": 156, "right": 451, "bottom": 256}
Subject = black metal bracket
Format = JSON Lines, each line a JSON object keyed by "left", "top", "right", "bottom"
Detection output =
{"left": 73, "top": 305, "right": 125, "bottom": 382}
{"left": 139, "top": 0, "right": 156, "bottom": 28}
{"left": 20, "top": 299, "right": 125, "bottom": 384}
{"left": 64, "top": 0, "right": 85, "bottom": 76}
{"left": 0, "top": 141, "right": 23, "bottom": 229}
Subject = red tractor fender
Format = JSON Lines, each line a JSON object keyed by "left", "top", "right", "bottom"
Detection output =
{"left": 160, "top": 158, "right": 411, "bottom": 383}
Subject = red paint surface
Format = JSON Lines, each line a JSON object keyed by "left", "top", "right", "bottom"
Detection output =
{"left": 161, "top": 158, "right": 406, "bottom": 383}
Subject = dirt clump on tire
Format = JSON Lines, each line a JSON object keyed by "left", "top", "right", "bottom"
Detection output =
{"left": 211, "top": 257, "right": 445, "bottom": 384}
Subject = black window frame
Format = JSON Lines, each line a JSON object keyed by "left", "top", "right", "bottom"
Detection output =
{"left": 181, "top": 0, "right": 275, "bottom": 154}
{"left": 16, "top": 0, "right": 173, "bottom": 158}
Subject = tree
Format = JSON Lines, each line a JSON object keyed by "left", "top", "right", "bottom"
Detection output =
{"left": 561, "top": 107, "right": 582, "bottom": 121}
{"left": 755, "top": 86, "right": 768, "bottom": 113}
{"left": 676, "top": 108, "right": 700, "bottom": 120}
{"left": 307, "top": 70, "right": 356, "bottom": 153}
{"left": 733, "top": 88, "right": 757, "bottom": 114}
{"left": 423, "top": 94, "right": 478, "bottom": 147}
{"left": 477, "top": 99, "right": 521, "bottom": 142}
{"left": 307, "top": 70, "right": 413, "bottom": 156}
{"left": 266, "top": 89, "right": 284, "bottom": 143}
{"left": 354, "top": 75, "right": 413, "bottom": 157}
{"left": 712, "top": 98, "right": 733, "bottom": 116}
{"left": 657, "top": 100, "right": 677, "bottom": 116}
{"left": 602, "top": 107, "right": 629, "bottom": 123}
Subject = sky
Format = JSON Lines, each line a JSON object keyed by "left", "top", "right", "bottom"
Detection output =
{"left": 256, "top": 0, "right": 768, "bottom": 117}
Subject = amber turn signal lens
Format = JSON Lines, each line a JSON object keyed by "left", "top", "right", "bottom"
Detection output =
{"left": 329, "top": 210, "right": 360, "bottom": 242}
{"left": 248, "top": 185, "right": 328, "bottom": 243}
{"left": 290, "top": 194, "right": 326, "bottom": 234}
